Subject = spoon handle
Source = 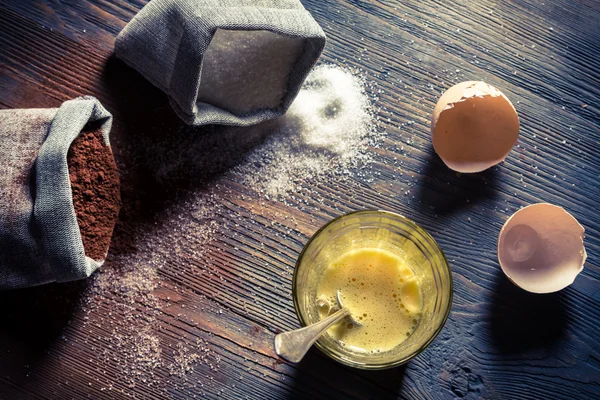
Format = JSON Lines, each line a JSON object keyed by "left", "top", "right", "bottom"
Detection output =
{"left": 274, "top": 308, "right": 350, "bottom": 363}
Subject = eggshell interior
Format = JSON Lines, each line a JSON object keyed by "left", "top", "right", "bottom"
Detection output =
{"left": 431, "top": 81, "right": 520, "bottom": 173}
{"left": 497, "top": 203, "right": 586, "bottom": 294}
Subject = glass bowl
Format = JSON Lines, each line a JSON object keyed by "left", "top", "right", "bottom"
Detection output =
{"left": 292, "top": 210, "right": 452, "bottom": 369}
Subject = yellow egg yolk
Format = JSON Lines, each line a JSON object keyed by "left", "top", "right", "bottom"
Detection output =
{"left": 316, "top": 248, "right": 423, "bottom": 353}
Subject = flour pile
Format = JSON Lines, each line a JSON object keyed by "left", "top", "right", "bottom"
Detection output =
{"left": 235, "top": 64, "right": 378, "bottom": 198}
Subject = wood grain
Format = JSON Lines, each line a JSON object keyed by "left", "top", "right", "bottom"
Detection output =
{"left": 0, "top": 0, "right": 599, "bottom": 399}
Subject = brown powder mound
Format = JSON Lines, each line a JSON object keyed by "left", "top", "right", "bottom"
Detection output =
{"left": 67, "top": 122, "right": 121, "bottom": 261}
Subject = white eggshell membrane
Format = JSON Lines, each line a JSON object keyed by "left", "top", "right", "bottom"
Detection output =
{"left": 498, "top": 203, "right": 586, "bottom": 294}
{"left": 431, "top": 81, "right": 520, "bottom": 173}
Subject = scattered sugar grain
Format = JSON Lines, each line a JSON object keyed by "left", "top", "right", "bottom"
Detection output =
{"left": 235, "top": 64, "right": 382, "bottom": 199}
{"left": 79, "top": 63, "right": 382, "bottom": 393}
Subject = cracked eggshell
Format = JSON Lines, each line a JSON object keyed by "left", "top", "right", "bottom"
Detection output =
{"left": 431, "top": 81, "right": 520, "bottom": 173}
{"left": 498, "top": 203, "right": 586, "bottom": 294}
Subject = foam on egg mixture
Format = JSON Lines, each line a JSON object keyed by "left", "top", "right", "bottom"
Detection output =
{"left": 317, "top": 248, "right": 423, "bottom": 354}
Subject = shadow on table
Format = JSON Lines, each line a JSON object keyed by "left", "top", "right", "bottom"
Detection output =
{"left": 286, "top": 350, "right": 406, "bottom": 399}
{"left": 101, "top": 55, "right": 279, "bottom": 242}
{"left": 487, "top": 269, "right": 570, "bottom": 353}
{"left": 0, "top": 281, "right": 85, "bottom": 375}
{"left": 413, "top": 146, "right": 500, "bottom": 219}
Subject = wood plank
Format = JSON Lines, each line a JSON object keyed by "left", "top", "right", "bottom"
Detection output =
{"left": 0, "top": 0, "right": 598, "bottom": 399}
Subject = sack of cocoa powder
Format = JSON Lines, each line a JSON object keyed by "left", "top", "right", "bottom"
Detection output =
{"left": 115, "top": 0, "right": 326, "bottom": 126}
{"left": 0, "top": 96, "right": 121, "bottom": 290}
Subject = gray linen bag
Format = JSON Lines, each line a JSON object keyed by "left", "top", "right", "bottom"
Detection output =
{"left": 115, "top": 0, "right": 326, "bottom": 126}
{"left": 0, "top": 97, "right": 114, "bottom": 290}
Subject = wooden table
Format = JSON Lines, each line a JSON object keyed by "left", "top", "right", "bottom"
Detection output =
{"left": 0, "top": 0, "right": 598, "bottom": 398}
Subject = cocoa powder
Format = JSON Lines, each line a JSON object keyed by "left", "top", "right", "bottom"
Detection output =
{"left": 67, "top": 122, "right": 121, "bottom": 261}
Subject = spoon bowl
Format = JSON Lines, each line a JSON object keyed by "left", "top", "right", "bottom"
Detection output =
{"left": 274, "top": 290, "right": 359, "bottom": 363}
{"left": 335, "top": 290, "right": 362, "bottom": 327}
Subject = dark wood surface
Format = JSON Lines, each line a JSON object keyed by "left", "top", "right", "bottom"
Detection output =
{"left": 0, "top": 0, "right": 599, "bottom": 399}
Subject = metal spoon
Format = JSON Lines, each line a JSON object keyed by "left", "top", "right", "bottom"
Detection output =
{"left": 274, "top": 290, "right": 360, "bottom": 363}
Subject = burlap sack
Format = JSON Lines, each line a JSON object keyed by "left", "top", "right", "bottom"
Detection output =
{"left": 0, "top": 97, "right": 116, "bottom": 290}
{"left": 115, "top": 0, "right": 326, "bottom": 126}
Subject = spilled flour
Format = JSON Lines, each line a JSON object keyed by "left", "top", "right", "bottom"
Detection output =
{"left": 235, "top": 64, "right": 378, "bottom": 198}
{"left": 80, "top": 64, "right": 383, "bottom": 394}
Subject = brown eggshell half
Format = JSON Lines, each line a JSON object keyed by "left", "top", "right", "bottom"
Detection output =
{"left": 431, "top": 81, "right": 520, "bottom": 173}
{"left": 497, "top": 203, "right": 586, "bottom": 294}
